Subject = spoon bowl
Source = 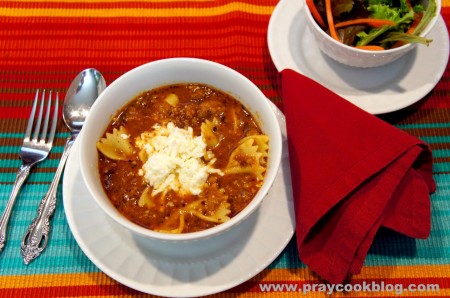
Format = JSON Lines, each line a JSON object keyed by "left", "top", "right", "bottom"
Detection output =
{"left": 63, "top": 69, "right": 106, "bottom": 131}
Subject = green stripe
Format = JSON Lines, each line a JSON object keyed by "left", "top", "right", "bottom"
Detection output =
{"left": 0, "top": 172, "right": 59, "bottom": 183}
{"left": 0, "top": 145, "right": 65, "bottom": 154}
{"left": 0, "top": 195, "right": 98, "bottom": 275}
{"left": 433, "top": 149, "right": 450, "bottom": 159}
{"left": 0, "top": 132, "right": 69, "bottom": 138}
{"left": 421, "top": 136, "right": 450, "bottom": 144}
{"left": 397, "top": 123, "right": 450, "bottom": 129}
{"left": 0, "top": 159, "right": 62, "bottom": 168}
{"left": 433, "top": 162, "right": 450, "bottom": 173}
{"left": 430, "top": 229, "right": 450, "bottom": 237}
{"left": 435, "top": 173, "right": 450, "bottom": 182}
{"left": 0, "top": 183, "right": 56, "bottom": 192}
{"left": 433, "top": 210, "right": 450, "bottom": 216}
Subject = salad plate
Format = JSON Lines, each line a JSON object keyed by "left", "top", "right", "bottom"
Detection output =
{"left": 267, "top": 0, "right": 449, "bottom": 114}
{"left": 62, "top": 101, "right": 295, "bottom": 297}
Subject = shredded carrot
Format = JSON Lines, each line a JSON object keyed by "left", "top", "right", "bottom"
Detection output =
{"left": 355, "top": 45, "right": 385, "bottom": 51}
{"left": 325, "top": 0, "right": 340, "bottom": 42}
{"left": 335, "top": 18, "right": 396, "bottom": 28}
{"left": 306, "top": 0, "right": 326, "bottom": 28}
{"left": 406, "top": 13, "right": 423, "bottom": 33}
{"left": 406, "top": 0, "right": 412, "bottom": 10}
{"left": 392, "top": 12, "right": 423, "bottom": 47}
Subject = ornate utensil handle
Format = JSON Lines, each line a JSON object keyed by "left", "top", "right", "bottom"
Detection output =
{"left": 21, "top": 134, "right": 77, "bottom": 264}
{"left": 0, "top": 164, "right": 32, "bottom": 253}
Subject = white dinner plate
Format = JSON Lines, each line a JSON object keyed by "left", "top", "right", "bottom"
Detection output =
{"left": 267, "top": 0, "right": 449, "bottom": 114}
{"left": 62, "top": 102, "right": 295, "bottom": 298}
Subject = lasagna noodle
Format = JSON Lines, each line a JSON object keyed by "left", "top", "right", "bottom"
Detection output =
{"left": 225, "top": 135, "right": 269, "bottom": 180}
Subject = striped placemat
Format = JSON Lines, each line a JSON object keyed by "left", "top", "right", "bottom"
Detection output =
{"left": 0, "top": 0, "right": 449, "bottom": 297}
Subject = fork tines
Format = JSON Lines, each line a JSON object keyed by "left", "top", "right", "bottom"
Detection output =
{"left": 25, "top": 90, "right": 59, "bottom": 146}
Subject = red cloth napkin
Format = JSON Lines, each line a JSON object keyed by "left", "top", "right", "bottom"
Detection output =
{"left": 280, "top": 69, "right": 436, "bottom": 284}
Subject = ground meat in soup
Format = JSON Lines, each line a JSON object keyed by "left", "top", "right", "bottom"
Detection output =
{"left": 97, "top": 83, "right": 268, "bottom": 233}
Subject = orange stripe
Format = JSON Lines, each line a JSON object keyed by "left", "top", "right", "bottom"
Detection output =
{"left": 0, "top": 0, "right": 277, "bottom": 7}
{"left": 3, "top": 0, "right": 277, "bottom": 4}
{"left": 0, "top": 272, "right": 115, "bottom": 289}
{"left": 0, "top": 27, "right": 268, "bottom": 37}
{"left": 0, "top": 14, "right": 271, "bottom": 31}
{"left": 2, "top": 265, "right": 450, "bottom": 288}
{"left": 0, "top": 2, "right": 274, "bottom": 17}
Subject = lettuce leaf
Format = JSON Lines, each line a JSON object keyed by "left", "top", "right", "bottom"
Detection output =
{"left": 412, "top": 0, "right": 437, "bottom": 35}
{"left": 332, "top": 0, "right": 355, "bottom": 16}
{"left": 324, "top": 0, "right": 437, "bottom": 48}
{"left": 356, "top": 4, "right": 415, "bottom": 46}
{"left": 380, "top": 32, "right": 433, "bottom": 45}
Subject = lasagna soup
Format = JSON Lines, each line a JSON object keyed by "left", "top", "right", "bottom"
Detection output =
{"left": 96, "top": 83, "right": 269, "bottom": 233}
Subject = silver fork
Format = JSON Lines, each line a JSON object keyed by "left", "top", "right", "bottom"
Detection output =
{"left": 0, "top": 90, "right": 58, "bottom": 254}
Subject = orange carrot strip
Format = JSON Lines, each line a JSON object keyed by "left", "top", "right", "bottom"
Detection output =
{"left": 406, "top": 0, "right": 412, "bottom": 10}
{"left": 406, "top": 13, "right": 423, "bottom": 33}
{"left": 335, "top": 18, "right": 396, "bottom": 28}
{"left": 325, "top": 0, "right": 340, "bottom": 42}
{"left": 355, "top": 45, "right": 385, "bottom": 51}
{"left": 393, "top": 12, "right": 423, "bottom": 47}
{"left": 306, "top": 0, "right": 326, "bottom": 28}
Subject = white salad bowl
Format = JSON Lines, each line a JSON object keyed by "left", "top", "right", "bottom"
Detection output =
{"left": 79, "top": 58, "right": 282, "bottom": 243}
{"left": 304, "top": 0, "right": 441, "bottom": 68}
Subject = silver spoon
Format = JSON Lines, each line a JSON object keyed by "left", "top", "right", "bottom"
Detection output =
{"left": 21, "top": 68, "right": 106, "bottom": 264}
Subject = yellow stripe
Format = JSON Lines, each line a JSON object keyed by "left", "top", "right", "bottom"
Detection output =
{"left": 7, "top": 0, "right": 214, "bottom": 2}
{"left": 73, "top": 297, "right": 152, "bottom": 298}
{"left": 0, "top": 3, "right": 274, "bottom": 17}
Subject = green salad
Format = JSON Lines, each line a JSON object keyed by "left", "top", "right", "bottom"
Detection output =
{"left": 306, "top": 0, "right": 437, "bottom": 50}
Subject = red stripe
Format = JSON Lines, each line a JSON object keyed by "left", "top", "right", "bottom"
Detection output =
{"left": 0, "top": 55, "right": 268, "bottom": 65}
{"left": 0, "top": 0, "right": 279, "bottom": 9}
{"left": 0, "top": 40, "right": 266, "bottom": 50}
{"left": 442, "top": 7, "right": 450, "bottom": 20}
{"left": 0, "top": 284, "right": 139, "bottom": 297}
{"left": 0, "top": 58, "right": 269, "bottom": 68}
{"left": 0, "top": 31, "right": 267, "bottom": 41}
{"left": 0, "top": 64, "right": 272, "bottom": 76}
{"left": 0, "top": 60, "right": 271, "bottom": 71}
{"left": 0, "top": 107, "right": 33, "bottom": 119}
{"left": 0, "top": 79, "right": 278, "bottom": 92}
{"left": 0, "top": 17, "right": 270, "bottom": 31}
{"left": 0, "top": 82, "right": 278, "bottom": 98}
{"left": 417, "top": 94, "right": 450, "bottom": 109}
{"left": 0, "top": 12, "right": 271, "bottom": 24}
{"left": 0, "top": 106, "right": 63, "bottom": 119}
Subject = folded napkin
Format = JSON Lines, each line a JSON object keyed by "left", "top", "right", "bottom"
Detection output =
{"left": 280, "top": 69, "right": 436, "bottom": 284}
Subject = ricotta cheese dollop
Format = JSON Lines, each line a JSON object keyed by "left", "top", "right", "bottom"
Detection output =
{"left": 136, "top": 122, "right": 222, "bottom": 196}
